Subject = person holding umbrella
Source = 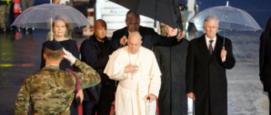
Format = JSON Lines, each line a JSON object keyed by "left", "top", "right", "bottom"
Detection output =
{"left": 259, "top": 17, "right": 271, "bottom": 115}
{"left": 40, "top": 16, "right": 83, "bottom": 115}
{"left": 186, "top": 14, "right": 235, "bottom": 115}
{"left": 111, "top": 11, "right": 186, "bottom": 50}
{"left": 45, "top": 0, "right": 73, "bottom": 40}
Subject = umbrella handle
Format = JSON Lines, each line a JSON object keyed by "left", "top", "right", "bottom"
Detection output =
{"left": 120, "top": 12, "right": 135, "bottom": 48}
{"left": 125, "top": 12, "right": 134, "bottom": 36}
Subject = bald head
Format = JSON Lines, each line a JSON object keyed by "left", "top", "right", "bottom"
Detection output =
{"left": 94, "top": 19, "right": 107, "bottom": 41}
{"left": 94, "top": 19, "right": 107, "bottom": 29}
{"left": 127, "top": 32, "right": 142, "bottom": 54}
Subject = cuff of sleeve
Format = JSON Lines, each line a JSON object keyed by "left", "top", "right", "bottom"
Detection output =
{"left": 120, "top": 67, "right": 128, "bottom": 79}
{"left": 222, "top": 57, "right": 226, "bottom": 62}
{"left": 74, "top": 59, "right": 81, "bottom": 66}
{"left": 260, "top": 75, "right": 264, "bottom": 81}
{"left": 153, "top": 93, "right": 159, "bottom": 98}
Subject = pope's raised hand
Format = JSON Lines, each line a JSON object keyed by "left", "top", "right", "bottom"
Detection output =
{"left": 124, "top": 63, "right": 139, "bottom": 73}
{"left": 63, "top": 48, "right": 76, "bottom": 65}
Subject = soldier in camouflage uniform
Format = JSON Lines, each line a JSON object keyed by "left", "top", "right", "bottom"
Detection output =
{"left": 15, "top": 39, "right": 101, "bottom": 115}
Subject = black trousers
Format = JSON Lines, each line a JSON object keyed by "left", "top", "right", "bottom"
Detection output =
{"left": 70, "top": 93, "right": 79, "bottom": 115}
{"left": 269, "top": 93, "right": 271, "bottom": 115}
{"left": 83, "top": 85, "right": 112, "bottom": 115}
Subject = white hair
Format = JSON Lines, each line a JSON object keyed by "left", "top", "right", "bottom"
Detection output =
{"left": 204, "top": 14, "right": 219, "bottom": 24}
{"left": 128, "top": 31, "right": 142, "bottom": 40}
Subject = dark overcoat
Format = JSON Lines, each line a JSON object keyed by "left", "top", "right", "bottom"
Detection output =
{"left": 111, "top": 26, "right": 181, "bottom": 50}
{"left": 80, "top": 35, "right": 116, "bottom": 103}
{"left": 259, "top": 29, "right": 271, "bottom": 92}
{"left": 186, "top": 34, "right": 235, "bottom": 115}
{"left": 154, "top": 39, "right": 189, "bottom": 115}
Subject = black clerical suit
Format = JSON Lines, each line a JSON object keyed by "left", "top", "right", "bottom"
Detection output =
{"left": 80, "top": 35, "right": 115, "bottom": 115}
{"left": 111, "top": 26, "right": 181, "bottom": 50}
{"left": 186, "top": 34, "right": 235, "bottom": 115}
{"left": 154, "top": 39, "right": 189, "bottom": 115}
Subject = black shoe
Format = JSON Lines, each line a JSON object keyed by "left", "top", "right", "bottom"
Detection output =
{"left": 23, "top": 28, "right": 29, "bottom": 34}
{"left": 9, "top": 27, "right": 17, "bottom": 34}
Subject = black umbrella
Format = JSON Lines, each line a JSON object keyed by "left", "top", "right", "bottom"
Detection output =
{"left": 110, "top": 0, "right": 183, "bottom": 29}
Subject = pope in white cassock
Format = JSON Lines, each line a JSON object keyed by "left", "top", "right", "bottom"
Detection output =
{"left": 104, "top": 31, "right": 162, "bottom": 115}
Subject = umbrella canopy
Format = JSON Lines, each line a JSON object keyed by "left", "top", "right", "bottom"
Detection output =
{"left": 110, "top": 0, "right": 183, "bottom": 29}
{"left": 190, "top": 2, "right": 261, "bottom": 31}
{"left": 12, "top": 4, "right": 90, "bottom": 29}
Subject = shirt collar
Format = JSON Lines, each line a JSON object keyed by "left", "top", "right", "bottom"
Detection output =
{"left": 205, "top": 35, "right": 217, "bottom": 44}
{"left": 42, "top": 65, "right": 60, "bottom": 70}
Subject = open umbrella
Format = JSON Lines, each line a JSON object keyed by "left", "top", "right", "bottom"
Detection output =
{"left": 189, "top": 1, "right": 261, "bottom": 45}
{"left": 11, "top": 3, "right": 90, "bottom": 39}
{"left": 110, "top": 0, "right": 183, "bottom": 29}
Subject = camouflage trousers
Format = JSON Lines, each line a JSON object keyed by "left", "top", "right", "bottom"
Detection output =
{"left": 0, "top": 5, "right": 10, "bottom": 29}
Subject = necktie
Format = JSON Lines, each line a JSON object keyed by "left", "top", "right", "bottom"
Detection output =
{"left": 209, "top": 40, "right": 214, "bottom": 54}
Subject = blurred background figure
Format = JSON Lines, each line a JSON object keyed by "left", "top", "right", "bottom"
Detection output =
{"left": 20, "top": 0, "right": 33, "bottom": 11}
{"left": 259, "top": 17, "right": 271, "bottom": 115}
{"left": 154, "top": 25, "right": 189, "bottom": 115}
{"left": 20, "top": 0, "right": 34, "bottom": 34}
{"left": 178, "top": 0, "right": 187, "bottom": 30}
{"left": 0, "top": 0, "right": 12, "bottom": 33}
{"left": 53, "top": 0, "right": 73, "bottom": 6}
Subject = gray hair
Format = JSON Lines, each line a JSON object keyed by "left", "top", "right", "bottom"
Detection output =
{"left": 204, "top": 14, "right": 219, "bottom": 24}
{"left": 129, "top": 31, "right": 142, "bottom": 40}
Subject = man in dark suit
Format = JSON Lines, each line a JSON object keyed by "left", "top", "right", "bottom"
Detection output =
{"left": 259, "top": 17, "right": 271, "bottom": 115}
{"left": 111, "top": 10, "right": 185, "bottom": 50}
{"left": 80, "top": 19, "right": 115, "bottom": 115}
{"left": 186, "top": 14, "right": 235, "bottom": 115}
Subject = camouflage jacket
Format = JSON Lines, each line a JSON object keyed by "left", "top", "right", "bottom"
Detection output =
{"left": 15, "top": 59, "right": 100, "bottom": 115}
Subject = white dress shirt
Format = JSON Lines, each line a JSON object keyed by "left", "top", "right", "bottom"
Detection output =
{"left": 205, "top": 35, "right": 226, "bottom": 62}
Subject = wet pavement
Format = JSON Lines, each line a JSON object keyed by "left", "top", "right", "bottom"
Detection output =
{"left": 0, "top": 30, "right": 47, "bottom": 114}
{"left": 0, "top": 29, "right": 269, "bottom": 115}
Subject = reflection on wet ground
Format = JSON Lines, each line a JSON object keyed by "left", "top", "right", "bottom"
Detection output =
{"left": 0, "top": 29, "right": 268, "bottom": 115}
{"left": 0, "top": 30, "right": 47, "bottom": 114}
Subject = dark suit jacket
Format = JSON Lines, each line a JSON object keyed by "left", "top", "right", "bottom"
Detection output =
{"left": 80, "top": 35, "right": 115, "bottom": 103}
{"left": 259, "top": 29, "right": 271, "bottom": 92}
{"left": 111, "top": 26, "right": 181, "bottom": 50}
{"left": 186, "top": 34, "right": 235, "bottom": 115}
